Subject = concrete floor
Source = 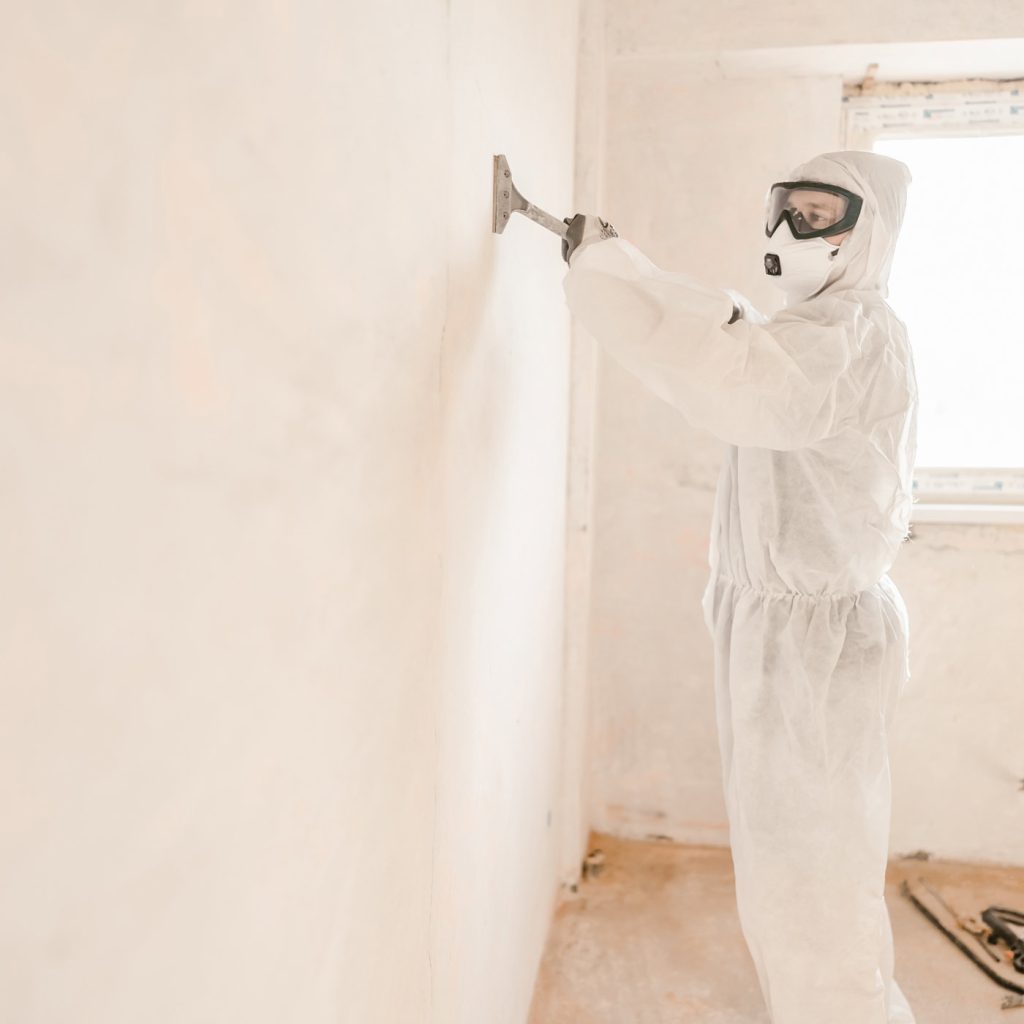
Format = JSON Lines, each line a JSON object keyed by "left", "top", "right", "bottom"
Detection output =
{"left": 528, "top": 833, "right": 1024, "bottom": 1024}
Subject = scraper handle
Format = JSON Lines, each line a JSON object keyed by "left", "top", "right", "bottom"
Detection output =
{"left": 519, "top": 203, "right": 570, "bottom": 238}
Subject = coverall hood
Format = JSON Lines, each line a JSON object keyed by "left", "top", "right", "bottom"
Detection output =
{"left": 785, "top": 150, "right": 912, "bottom": 299}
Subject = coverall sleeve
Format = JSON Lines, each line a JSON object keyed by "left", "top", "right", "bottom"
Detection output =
{"left": 563, "top": 237, "right": 863, "bottom": 450}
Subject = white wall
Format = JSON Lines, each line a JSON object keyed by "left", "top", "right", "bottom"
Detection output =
{"left": 581, "top": 3, "right": 1024, "bottom": 864}
{"left": 432, "top": 3, "right": 583, "bottom": 1019}
{"left": 0, "top": 3, "right": 581, "bottom": 1022}
{"left": 889, "top": 525, "right": 1024, "bottom": 865}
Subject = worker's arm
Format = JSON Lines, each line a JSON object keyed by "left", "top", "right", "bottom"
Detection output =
{"left": 563, "top": 237, "right": 862, "bottom": 451}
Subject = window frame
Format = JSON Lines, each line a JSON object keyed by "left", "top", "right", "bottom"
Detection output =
{"left": 841, "top": 83, "right": 1024, "bottom": 524}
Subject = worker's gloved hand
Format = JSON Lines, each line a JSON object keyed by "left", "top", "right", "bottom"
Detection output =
{"left": 722, "top": 288, "right": 762, "bottom": 326}
{"left": 562, "top": 214, "right": 618, "bottom": 265}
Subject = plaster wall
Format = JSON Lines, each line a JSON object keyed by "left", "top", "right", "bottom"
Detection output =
{"left": 0, "top": 2, "right": 580, "bottom": 1022}
{"left": 584, "top": 4, "right": 1024, "bottom": 865}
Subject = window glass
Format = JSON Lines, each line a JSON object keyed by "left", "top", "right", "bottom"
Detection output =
{"left": 874, "top": 135, "right": 1024, "bottom": 468}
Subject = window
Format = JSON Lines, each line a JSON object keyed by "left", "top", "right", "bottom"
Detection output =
{"left": 843, "top": 86, "right": 1024, "bottom": 521}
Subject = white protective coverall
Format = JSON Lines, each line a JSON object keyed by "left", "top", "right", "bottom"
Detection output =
{"left": 563, "top": 151, "right": 917, "bottom": 1024}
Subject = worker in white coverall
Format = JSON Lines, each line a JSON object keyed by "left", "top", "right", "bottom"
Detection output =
{"left": 561, "top": 151, "right": 917, "bottom": 1024}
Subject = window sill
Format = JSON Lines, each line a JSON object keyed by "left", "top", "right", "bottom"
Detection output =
{"left": 911, "top": 503, "right": 1024, "bottom": 525}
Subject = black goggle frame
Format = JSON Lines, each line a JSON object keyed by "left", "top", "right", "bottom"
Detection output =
{"left": 766, "top": 180, "right": 864, "bottom": 240}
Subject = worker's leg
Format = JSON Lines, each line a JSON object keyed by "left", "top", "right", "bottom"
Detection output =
{"left": 710, "top": 581, "right": 914, "bottom": 1024}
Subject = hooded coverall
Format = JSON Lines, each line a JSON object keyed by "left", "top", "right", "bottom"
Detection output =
{"left": 563, "top": 151, "right": 917, "bottom": 1024}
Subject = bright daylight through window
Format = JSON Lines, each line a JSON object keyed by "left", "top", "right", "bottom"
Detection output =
{"left": 874, "top": 134, "right": 1024, "bottom": 470}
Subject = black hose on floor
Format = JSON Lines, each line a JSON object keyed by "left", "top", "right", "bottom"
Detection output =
{"left": 900, "top": 882, "right": 1024, "bottom": 996}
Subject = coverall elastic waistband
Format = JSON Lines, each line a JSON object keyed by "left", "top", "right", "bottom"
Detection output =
{"left": 711, "top": 573, "right": 885, "bottom": 604}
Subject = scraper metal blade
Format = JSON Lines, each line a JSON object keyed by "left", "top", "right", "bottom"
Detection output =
{"left": 492, "top": 154, "right": 569, "bottom": 238}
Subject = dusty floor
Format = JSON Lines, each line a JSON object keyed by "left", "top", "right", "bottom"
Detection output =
{"left": 528, "top": 833, "right": 1024, "bottom": 1024}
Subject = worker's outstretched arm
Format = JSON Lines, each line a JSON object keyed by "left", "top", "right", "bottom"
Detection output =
{"left": 564, "top": 237, "right": 862, "bottom": 451}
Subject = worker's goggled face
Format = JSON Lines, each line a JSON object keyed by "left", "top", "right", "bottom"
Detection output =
{"left": 786, "top": 190, "right": 847, "bottom": 239}
{"left": 766, "top": 181, "right": 863, "bottom": 246}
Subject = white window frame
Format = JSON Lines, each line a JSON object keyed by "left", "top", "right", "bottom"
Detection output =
{"left": 842, "top": 82, "right": 1024, "bottom": 524}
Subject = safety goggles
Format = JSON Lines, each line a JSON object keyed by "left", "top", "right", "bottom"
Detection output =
{"left": 766, "top": 181, "right": 863, "bottom": 240}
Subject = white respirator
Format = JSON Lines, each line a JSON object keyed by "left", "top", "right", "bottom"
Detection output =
{"left": 763, "top": 220, "right": 840, "bottom": 303}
